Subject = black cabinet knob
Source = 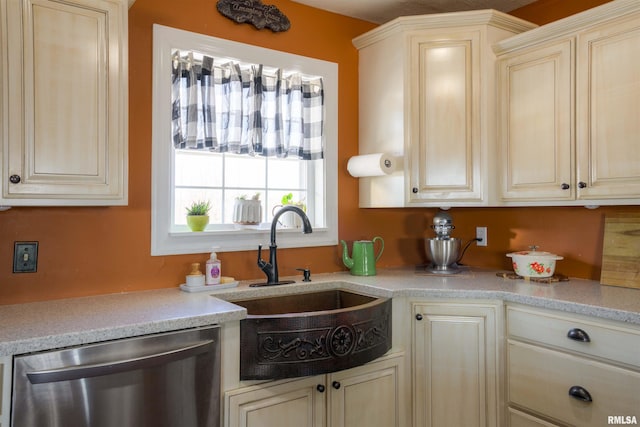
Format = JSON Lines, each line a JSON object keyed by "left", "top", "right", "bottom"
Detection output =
{"left": 412, "top": 187, "right": 418, "bottom": 194}
{"left": 561, "top": 183, "right": 570, "bottom": 190}
{"left": 316, "top": 384, "right": 325, "bottom": 393}
{"left": 415, "top": 314, "right": 423, "bottom": 321}
{"left": 567, "top": 328, "right": 591, "bottom": 342}
{"left": 568, "top": 385, "right": 592, "bottom": 403}
{"left": 332, "top": 381, "right": 341, "bottom": 390}
{"left": 9, "top": 174, "right": 21, "bottom": 184}
{"left": 578, "top": 181, "right": 587, "bottom": 189}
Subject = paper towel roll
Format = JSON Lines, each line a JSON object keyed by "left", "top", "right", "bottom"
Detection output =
{"left": 347, "top": 153, "right": 395, "bottom": 177}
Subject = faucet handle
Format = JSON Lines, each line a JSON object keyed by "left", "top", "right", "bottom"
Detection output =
{"left": 296, "top": 268, "right": 311, "bottom": 282}
{"left": 257, "top": 245, "right": 268, "bottom": 267}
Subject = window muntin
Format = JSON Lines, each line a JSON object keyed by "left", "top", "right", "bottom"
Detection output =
{"left": 151, "top": 24, "right": 338, "bottom": 255}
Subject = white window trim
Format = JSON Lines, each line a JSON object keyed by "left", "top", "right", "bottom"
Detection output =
{"left": 151, "top": 24, "right": 338, "bottom": 256}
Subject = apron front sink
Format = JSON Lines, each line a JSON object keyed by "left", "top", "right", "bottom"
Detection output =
{"left": 229, "top": 288, "right": 392, "bottom": 380}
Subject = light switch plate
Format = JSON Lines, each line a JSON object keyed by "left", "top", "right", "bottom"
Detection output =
{"left": 13, "top": 241, "right": 38, "bottom": 273}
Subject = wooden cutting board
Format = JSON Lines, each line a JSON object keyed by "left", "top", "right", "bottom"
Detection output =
{"left": 600, "top": 213, "right": 640, "bottom": 289}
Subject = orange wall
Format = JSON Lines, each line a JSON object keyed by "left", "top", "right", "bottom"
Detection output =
{"left": 0, "top": 0, "right": 636, "bottom": 305}
{"left": 510, "top": 0, "right": 613, "bottom": 24}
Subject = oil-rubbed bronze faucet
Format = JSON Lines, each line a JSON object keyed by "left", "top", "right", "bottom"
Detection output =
{"left": 251, "top": 205, "right": 312, "bottom": 287}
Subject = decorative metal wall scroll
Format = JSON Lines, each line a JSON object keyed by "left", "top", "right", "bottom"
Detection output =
{"left": 217, "top": 0, "right": 291, "bottom": 32}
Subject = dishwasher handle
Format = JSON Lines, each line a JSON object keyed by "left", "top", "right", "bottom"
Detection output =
{"left": 26, "top": 339, "right": 215, "bottom": 384}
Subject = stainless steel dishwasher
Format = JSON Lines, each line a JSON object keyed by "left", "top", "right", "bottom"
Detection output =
{"left": 11, "top": 326, "right": 220, "bottom": 427}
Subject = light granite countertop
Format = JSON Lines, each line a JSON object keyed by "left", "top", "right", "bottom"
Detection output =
{"left": 1, "top": 267, "right": 640, "bottom": 357}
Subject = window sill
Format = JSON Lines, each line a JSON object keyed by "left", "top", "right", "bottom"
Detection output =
{"left": 152, "top": 226, "right": 336, "bottom": 256}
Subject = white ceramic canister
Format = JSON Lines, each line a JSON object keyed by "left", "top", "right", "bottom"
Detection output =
{"left": 185, "top": 263, "right": 205, "bottom": 287}
{"left": 233, "top": 199, "right": 262, "bottom": 224}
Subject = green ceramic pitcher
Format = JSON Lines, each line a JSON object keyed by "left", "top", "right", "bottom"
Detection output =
{"left": 340, "top": 237, "right": 384, "bottom": 276}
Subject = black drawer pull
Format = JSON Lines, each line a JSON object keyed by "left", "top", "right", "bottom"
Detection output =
{"left": 332, "top": 381, "right": 341, "bottom": 390}
{"left": 316, "top": 384, "right": 325, "bottom": 393}
{"left": 567, "top": 328, "right": 591, "bottom": 342}
{"left": 415, "top": 314, "right": 423, "bottom": 321}
{"left": 568, "top": 385, "right": 592, "bottom": 403}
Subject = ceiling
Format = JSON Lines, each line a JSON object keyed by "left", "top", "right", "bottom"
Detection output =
{"left": 291, "top": 0, "right": 537, "bottom": 24}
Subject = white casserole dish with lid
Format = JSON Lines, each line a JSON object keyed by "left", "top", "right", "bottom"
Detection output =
{"left": 506, "top": 246, "right": 563, "bottom": 278}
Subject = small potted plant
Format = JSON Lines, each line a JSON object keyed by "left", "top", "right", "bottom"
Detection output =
{"left": 186, "top": 200, "right": 211, "bottom": 232}
{"left": 280, "top": 193, "right": 306, "bottom": 212}
{"left": 275, "top": 193, "right": 306, "bottom": 228}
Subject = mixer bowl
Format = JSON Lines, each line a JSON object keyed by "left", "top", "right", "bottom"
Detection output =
{"left": 425, "top": 238, "right": 461, "bottom": 270}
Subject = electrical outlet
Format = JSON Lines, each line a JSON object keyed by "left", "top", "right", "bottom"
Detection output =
{"left": 13, "top": 241, "right": 38, "bottom": 273}
{"left": 476, "top": 227, "right": 487, "bottom": 247}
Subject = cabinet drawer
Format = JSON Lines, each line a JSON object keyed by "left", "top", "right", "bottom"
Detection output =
{"left": 508, "top": 340, "right": 640, "bottom": 427}
{"left": 507, "top": 305, "right": 640, "bottom": 368}
{"left": 508, "top": 408, "right": 560, "bottom": 427}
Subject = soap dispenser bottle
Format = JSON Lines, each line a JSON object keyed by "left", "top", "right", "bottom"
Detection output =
{"left": 206, "top": 252, "right": 221, "bottom": 285}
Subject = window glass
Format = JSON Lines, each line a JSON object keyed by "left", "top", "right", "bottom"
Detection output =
{"left": 224, "top": 155, "right": 266, "bottom": 190}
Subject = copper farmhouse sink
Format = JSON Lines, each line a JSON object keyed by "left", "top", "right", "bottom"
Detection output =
{"left": 232, "top": 289, "right": 379, "bottom": 315}
{"left": 229, "top": 288, "right": 392, "bottom": 380}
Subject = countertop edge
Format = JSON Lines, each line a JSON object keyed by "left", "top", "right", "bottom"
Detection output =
{"left": 0, "top": 310, "right": 245, "bottom": 357}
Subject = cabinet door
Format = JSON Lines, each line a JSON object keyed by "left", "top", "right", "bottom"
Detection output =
{"left": 497, "top": 39, "right": 574, "bottom": 201}
{"left": 2, "top": 0, "right": 127, "bottom": 205}
{"left": 413, "top": 301, "right": 501, "bottom": 427}
{"left": 226, "top": 376, "right": 325, "bottom": 427}
{"left": 408, "top": 31, "right": 482, "bottom": 204}
{"left": 329, "top": 353, "right": 407, "bottom": 427}
{"left": 576, "top": 14, "right": 640, "bottom": 200}
{"left": 0, "top": 356, "right": 11, "bottom": 427}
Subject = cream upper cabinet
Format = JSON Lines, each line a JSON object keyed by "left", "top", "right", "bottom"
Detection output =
{"left": 412, "top": 300, "right": 503, "bottom": 427}
{"left": 497, "top": 39, "right": 574, "bottom": 202}
{"left": 575, "top": 14, "right": 640, "bottom": 201}
{"left": 495, "top": 0, "right": 640, "bottom": 206}
{"left": 407, "top": 30, "right": 483, "bottom": 204}
{"left": 225, "top": 352, "right": 407, "bottom": 427}
{"left": 353, "top": 11, "right": 535, "bottom": 208}
{"left": 0, "top": 0, "right": 128, "bottom": 206}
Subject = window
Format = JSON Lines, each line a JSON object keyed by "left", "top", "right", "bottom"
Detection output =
{"left": 151, "top": 25, "right": 338, "bottom": 255}
{"left": 174, "top": 151, "right": 323, "bottom": 228}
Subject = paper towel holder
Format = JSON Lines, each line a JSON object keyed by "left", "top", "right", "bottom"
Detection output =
{"left": 347, "top": 153, "right": 397, "bottom": 178}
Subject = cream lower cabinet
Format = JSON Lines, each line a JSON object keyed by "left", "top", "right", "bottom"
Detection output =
{"left": 506, "top": 304, "right": 640, "bottom": 427}
{"left": 496, "top": 0, "right": 640, "bottom": 206}
{"left": 412, "top": 300, "right": 503, "bottom": 427}
{"left": 225, "top": 352, "right": 407, "bottom": 427}
{"left": 507, "top": 408, "right": 561, "bottom": 427}
{"left": 0, "top": 356, "right": 11, "bottom": 427}
{"left": 0, "top": 0, "right": 128, "bottom": 205}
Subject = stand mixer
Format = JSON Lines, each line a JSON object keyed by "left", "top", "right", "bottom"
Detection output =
{"left": 424, "top": 211, "right": 473, "bottom": 274}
